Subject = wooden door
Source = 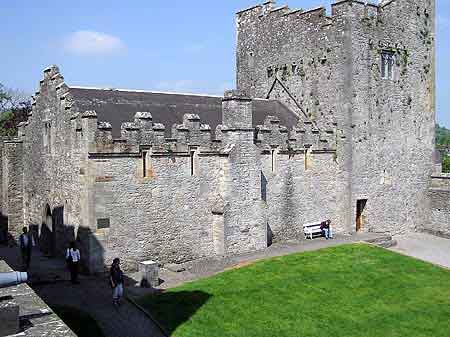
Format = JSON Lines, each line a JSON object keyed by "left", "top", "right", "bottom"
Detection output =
{"left": 356, "top": 199, "right": 367, "bottom": 232}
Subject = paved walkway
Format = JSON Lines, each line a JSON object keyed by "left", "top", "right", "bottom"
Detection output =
{"left": 391, "top": 232, "right": 450, "bottom": 269}
{"left": 0, "top": 244, "right": 165, "bottom": 337}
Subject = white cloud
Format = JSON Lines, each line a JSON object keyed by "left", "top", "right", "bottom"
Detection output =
{"left": 63, "top": 31, "right": 125, "bottom": 55}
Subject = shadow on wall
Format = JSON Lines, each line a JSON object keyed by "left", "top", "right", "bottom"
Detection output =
{"left": 0, "top": 211, "right": 9, "bottom": 244}
{"left": 29, "top": 204, "right": 106, "bottom": 274}
{"left": 267, "top": 222, "right": 273, "bottom": 247}
{"left": 77, "top": 226, "right": 105, "bottom": 274}
{"left": 137, "top": 290, "right": 212, "bottom": 336}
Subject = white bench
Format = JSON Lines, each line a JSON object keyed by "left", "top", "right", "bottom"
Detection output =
{"left": 303, "top": 221, "right": 326, "bottom": 240}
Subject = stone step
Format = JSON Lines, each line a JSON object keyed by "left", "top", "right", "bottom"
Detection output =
{"left": 364, "top": 235, "right": 397, "bottom": 248}
{"left": 376, "top": 239, "right": 398, "bottom": 248}
{"left": 364, "top": 235, "right": 392, "bottom": 244}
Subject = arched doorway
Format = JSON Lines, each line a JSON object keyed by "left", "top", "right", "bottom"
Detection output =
{"left": 40, "top": 205, "right": 56, "bottom": 256}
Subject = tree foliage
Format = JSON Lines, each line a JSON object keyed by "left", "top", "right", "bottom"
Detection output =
{"left": 436, "top": 124, "right": 450, "bottom": 173}
{"left": 442, "top": 156, "right": 450, "bottom": 173}
{"left": 436, "top": 124, "right": 450, "bottom": 147}
{"left": 0, "top": 83, "right": 31, "bottom": 137}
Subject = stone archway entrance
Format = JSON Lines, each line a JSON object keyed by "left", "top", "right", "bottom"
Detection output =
{"left": 40, "top": 204, "right": 56, "bottom": 256}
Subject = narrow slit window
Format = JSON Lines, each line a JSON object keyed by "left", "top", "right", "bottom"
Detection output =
{"left": 142, "top": 151, "right": 147, "bottom": 178}
{"left": 305, "top": 147, "right": 309, "bottom": 171}
{"left": 190, "top": 147, "right": 198, "bottom": 176}
{"left": 43, "top": 123, "right": 52, "bottom": 154}
{"left": 261, "top": 171, "right": 267, "bottom": 202}
{"left": 271, "top": 149, "right": 277, "bottom": 173}
{"left": 43, "top": 124, "right": 48, "bottom": 148}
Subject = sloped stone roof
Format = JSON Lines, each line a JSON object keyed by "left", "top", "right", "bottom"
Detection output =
{"left": 69, "top": 87, "right": 300, "bottom": 137}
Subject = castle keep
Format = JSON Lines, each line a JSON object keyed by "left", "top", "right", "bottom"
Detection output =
{"left": 0, "top": 0, "right": 438, "bottom": 272}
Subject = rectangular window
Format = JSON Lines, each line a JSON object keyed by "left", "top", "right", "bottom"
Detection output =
{"left": 97, "top": 218, "right": 110, "bottom": 229}
{"left": 381, "top": 51, "right": 395, "bottom": 80}
{"left": 292, "top": 63, "right": 298, "bottom": 75}
{"left": 248, "top": 51, "right": 254, "bottom": 68}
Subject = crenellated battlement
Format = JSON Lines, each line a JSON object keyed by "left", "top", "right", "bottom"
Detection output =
{"left": 237, "top": 1, "right": 391, "bottom": 29}
{"left": 255, "top": 115, "right": 335, "bottom": 151}
{"left": 75, "top": 104, "right": 336, "bottom": 158}
{"left": 77, "top": 109, "right": 218, "bottom": 155}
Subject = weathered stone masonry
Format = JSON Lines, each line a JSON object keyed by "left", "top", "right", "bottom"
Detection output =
{"left": 0, "top": 0, "right": 441, "bottom": 272}
{"left": 0, "top": 62, "right": 337, "bottom": 272}
{"left": 237, "top": 0, "right": 436, "bottom": 235}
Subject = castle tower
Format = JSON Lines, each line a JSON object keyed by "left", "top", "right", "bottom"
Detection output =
{"left": 236, "top": 0, "right": 436, "bottom": 234}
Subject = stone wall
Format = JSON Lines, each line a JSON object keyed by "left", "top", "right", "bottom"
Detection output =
{"left": 262, "top": 150, "right": 339, "bottom": 241}
{"left": 420, "top": 174, "right": 450, "bottom": 238}
{"left": 88, "top": 153, "right": 229, "bottom": 270}
{"left": 0, "top": 260, "right": 76, "bottom": 336}
{"left": 6, "top": 66, "right": 86, "bottom": 257}
{"left": 254, "top": 113, "right": 340, "bottom": 239}
{"left": 78, "top": 90, "right": 337, "bottom": 272}
{"left": 77, "top": 91, "right": 271, "bottom": 271}
{"left": 1, "top": 140, "right": 24, "bottom": 238}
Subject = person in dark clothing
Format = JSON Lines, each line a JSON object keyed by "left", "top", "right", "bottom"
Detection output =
{"left": 110, "top": 258, "right": 124, "bottom": 306}
{"left": 320, "top": 220, "right": 333, "bottom": 240}
{"left": 66, "top": 241, "right": 81, "bottom": 284}
{"left": 19, "top": 227, "right": 34, "bottom": 270}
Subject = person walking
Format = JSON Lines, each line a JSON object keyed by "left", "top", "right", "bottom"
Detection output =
{"left": 66, "top": 241, "right": 81, "bottom": 284}
{"left": 110, "top": 258, "right": 124, "bottom": 307}
{"left": 19, "top": 227, "right": 35, "bottom": 270}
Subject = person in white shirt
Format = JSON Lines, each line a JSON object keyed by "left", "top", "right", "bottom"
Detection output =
{"left": 66, "top": 241, "right": 81, "bottom": 284}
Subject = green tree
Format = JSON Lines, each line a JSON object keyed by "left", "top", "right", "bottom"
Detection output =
{"left": 435, "top": 124, "right": 450, "bottom": 173}
{"left": 436, "top": 124, "right": 450, "bottom": 146}
{"left": 0, "top": 83, "right": 30, "bottom": 137}
{"left": 0, "top": 84, "right": 12, "bottom": 111}
{"left": 443, "top": 156, "right": 450, "bottom": 173}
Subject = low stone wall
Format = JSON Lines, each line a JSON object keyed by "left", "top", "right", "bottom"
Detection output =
{"left": 421, "top": 175, "right": 450, "bottom": 238}
{"left": 0, "top": 260, "right": 76, "bottom": 336}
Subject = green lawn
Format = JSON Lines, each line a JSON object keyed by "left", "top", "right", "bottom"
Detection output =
{"left": 52, "top": 305, "right": 105, "bottom": 337}
{"left": 138, "top": 244, "right": 450, "bottom": 337}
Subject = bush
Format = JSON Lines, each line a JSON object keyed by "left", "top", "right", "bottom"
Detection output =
{"left": 442, "top": 156, "right": 450, "bottom": 173}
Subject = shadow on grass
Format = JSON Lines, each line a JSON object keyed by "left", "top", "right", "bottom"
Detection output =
{"left": 139, "top": 290, "right": 212, "bottom": 335}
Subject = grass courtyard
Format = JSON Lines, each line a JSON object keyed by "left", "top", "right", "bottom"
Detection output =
{"left": 138, "top": 244, "right": 450, "bottom": 337}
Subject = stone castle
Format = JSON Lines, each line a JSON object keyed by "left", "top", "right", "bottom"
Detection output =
{"left": 0, "top": 0, "right": 441, "bottom": 272}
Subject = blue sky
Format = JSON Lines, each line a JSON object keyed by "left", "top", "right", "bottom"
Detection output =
{"left": 1, "top": 0, "right": 449, "bottom": 127}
